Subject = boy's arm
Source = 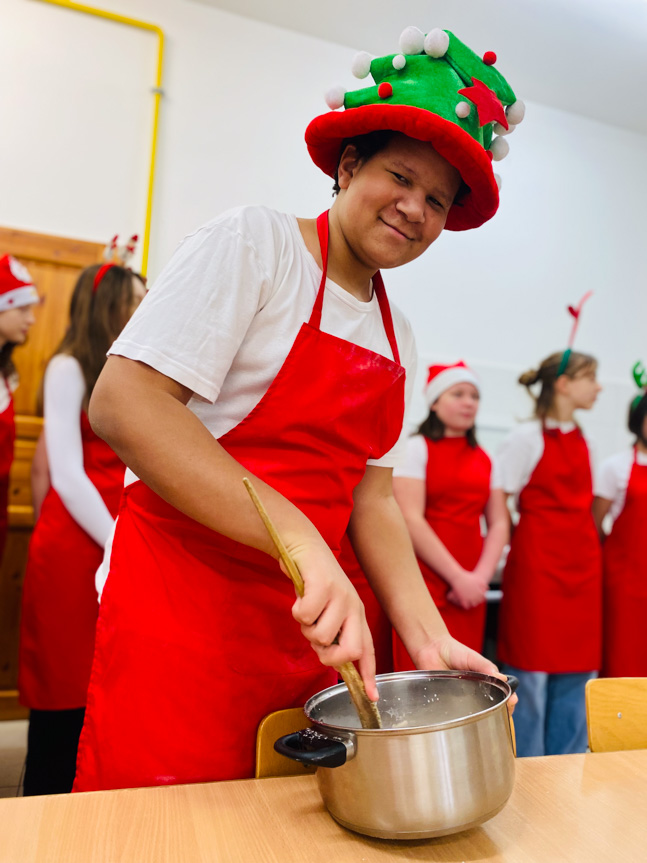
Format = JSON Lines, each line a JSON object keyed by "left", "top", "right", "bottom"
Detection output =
{"left": 347, "top": 464, "right": 500, "bottom": 676}
{"left": 90, "top": 354, "right": 378, "bottom": 698}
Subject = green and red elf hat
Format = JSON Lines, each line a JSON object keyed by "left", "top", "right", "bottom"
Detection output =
{"left": 305, "top": 26, "right": 524, "bottom": 231}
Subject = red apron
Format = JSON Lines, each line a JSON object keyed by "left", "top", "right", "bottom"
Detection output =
{"left": 73, "top": 211, "right": 406, "bottom": 792}
{"left": 393, "top": 436, "right": 491, "bottom": 669}
{"left": 602, "top": 448, "right": 647, "bottom": 677}
{"left": 497, "top": 426, "right": 602, "bottom": 673}
{"left": 339, "top": 534, "right": 393, "bottom": 674}
{"left": 0, "top": 377, "right": 15, "bottom": 562}
{"left": 18, "top": 412, "right": 125, "bottom": 710}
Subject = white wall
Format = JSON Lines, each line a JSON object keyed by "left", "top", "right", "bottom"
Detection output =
{"left": 4, "top": 0, "right": 646, "bottom": 462}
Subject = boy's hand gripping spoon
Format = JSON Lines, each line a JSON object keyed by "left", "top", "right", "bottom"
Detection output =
{"left": 243, "top": 477, "right": 381, "bottom": 729}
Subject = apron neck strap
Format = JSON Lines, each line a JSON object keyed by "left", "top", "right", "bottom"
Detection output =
{"left": 310, "top": 211, "right": 400, "bottom": 366}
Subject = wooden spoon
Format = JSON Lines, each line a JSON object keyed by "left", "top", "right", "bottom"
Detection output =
{"left": 243, "top": 477, "right": 382, "bottom": 729}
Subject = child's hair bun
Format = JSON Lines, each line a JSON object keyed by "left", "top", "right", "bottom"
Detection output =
{"left": 518, "top": 368, "right": 540, "bottom": 387}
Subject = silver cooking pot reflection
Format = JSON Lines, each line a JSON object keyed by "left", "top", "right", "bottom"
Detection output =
{"left": 275, "top": 670, "right": 518, "bottom": 840}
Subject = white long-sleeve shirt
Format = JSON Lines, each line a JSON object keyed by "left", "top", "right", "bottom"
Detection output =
{"left": 43, "top": 354, "right": 115, "bottom": 547}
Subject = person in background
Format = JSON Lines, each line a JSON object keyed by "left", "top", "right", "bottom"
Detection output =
{"left": 392, "top": 361, "right": 508, "bottom": 668}
{"left": 0, "top": 256, "right": 39, "bottom": 562}
{"left": 495, "top": 350, "right": 602, "bottom": 756}
{"left": 593, "top": 368, "right": 647, "bottom": 678}
{"left": 18, "top": 261, "right": 146, "bottom": 795}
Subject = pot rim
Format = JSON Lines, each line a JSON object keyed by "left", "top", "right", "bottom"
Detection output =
{"left": 304, "top": 669, "right": 514, "bottom": 734}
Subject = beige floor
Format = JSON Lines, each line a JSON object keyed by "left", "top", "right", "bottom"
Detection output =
{"left": 0, "top": 720, "right": 26, "bottom": 797}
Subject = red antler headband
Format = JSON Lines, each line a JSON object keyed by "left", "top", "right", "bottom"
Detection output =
{"left": 556, "top": 291, "right": 593, "bottom": 377}
{"left": 92, "top": 233, "right": 140, "bottom": 292}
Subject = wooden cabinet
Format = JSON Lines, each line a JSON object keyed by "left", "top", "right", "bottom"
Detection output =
{"left": 0, "top": 228, "right": 104, "bottom": 719}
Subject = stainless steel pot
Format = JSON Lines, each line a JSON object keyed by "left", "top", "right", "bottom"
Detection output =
{"left": 275, "top": 670, "right": 517, "bottom": 840}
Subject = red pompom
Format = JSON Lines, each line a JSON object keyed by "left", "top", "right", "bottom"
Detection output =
{"left": 378, "top": 82, "right": 393, "bottom": 99}
{"left": 483, "top": 51, "right": 497, "bottom": 65}
{"left": 487, "top": 150, "right": 494, "bottom": 161}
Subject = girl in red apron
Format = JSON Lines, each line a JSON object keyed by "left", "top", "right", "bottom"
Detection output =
{"left": 0, "top": 255, "right": 39, "bottom": 561}
{"left": 19, "top": 262, "right": 146, "bottom": 795}
{"left": 593, "top": 378, "right": 647, "bottom": 677}
{"left": 392, "top": 361, "right": 509, "bottom": 667}
{"left": 73, "top": 28, "right": 524, "bottom": 792}
{"left": 496, "top": 350, "right": 602, "bottom": 756}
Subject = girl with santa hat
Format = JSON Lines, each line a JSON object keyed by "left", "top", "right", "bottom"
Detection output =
{"left": 593, "top": 366, "right": 647, "bottom": 678}
{"left": 495, "top": 346, "right": 602, "bottom": 757}
{"left": 392, "top": 361, "right": 509, "bottom": 669}
{"left": 18, "top": 259, "right": 146, "bottom": 795}
{"left": 73, "top": 26, "right": 524, "bottom": 792}
{"left": 0, "top": 255, "right": 39, "bottom": 561}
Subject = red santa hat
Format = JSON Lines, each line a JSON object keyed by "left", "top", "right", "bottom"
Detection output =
{"left": 0, "top": 255, "right": 39, "bottom": 313}
{"left": 424, "top": 360, "right": 479, "bottom": 407}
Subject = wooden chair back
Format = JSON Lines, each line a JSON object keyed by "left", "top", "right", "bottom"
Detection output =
{"left": 586, "top": 677, "right": 647, "bottom": 753}
{"left": 255, "top": 707, "right": 314, "bottom": 779}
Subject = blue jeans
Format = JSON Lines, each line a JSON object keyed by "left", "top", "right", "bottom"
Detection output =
{"left": 501, "top": 665, "right": 597, "bottom": 757}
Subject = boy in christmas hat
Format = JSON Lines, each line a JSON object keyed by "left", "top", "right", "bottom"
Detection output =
{"left": 0, "top": 255, "right": 39, "bottom": 561}
{"left": 75, "top": 27, "right": 523, "bottom": 792}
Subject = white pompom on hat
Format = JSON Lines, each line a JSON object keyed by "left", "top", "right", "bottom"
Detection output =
{"left": 0, "top": 255, "right": 39, "bottom": 313}
{"left": 424, "top": 360, "right": 479, "bottom": 408}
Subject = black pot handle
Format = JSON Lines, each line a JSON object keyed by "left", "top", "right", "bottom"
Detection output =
{"left": 274, "top": 729, "right": 348, "bottom": 768}
{"left": 506, "top": 675, "right": 519, "bottom": 693}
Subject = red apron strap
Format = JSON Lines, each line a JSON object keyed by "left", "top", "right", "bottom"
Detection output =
{"left": 309, "top": 212, "right": 330, "bottom": 330}
{"left": 373, "top": 273, "right": 400, "bottom": 366}
{"left": 311, "top": 211, "right": 400, "bottom": 364}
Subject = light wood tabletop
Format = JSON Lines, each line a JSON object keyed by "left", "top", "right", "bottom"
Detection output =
{"left": 0, "top": 749, "right": 645, "bottom": 862}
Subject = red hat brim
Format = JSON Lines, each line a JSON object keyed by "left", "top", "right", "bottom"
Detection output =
{"left": 305, "top": 104, "right": 499, "bottom": 231}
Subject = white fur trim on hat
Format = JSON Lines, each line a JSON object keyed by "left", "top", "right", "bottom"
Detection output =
{"left": 424, "top": 367, "right": 480, "bottom": 407}
{"left": 0, "top": 285, "right": 39, "bottom": 313}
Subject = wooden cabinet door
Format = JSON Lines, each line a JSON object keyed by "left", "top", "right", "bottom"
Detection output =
{"left": 0, "top": 227, "right": 104, "bottom": 719}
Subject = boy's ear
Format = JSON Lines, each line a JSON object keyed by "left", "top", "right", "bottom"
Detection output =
{"left": 337, "top": 145, "right": 363, "bottom": 190}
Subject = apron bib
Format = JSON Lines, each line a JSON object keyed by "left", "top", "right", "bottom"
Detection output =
{"left": 18, "top": 412, "right": 125, "bottom": 709}
{"left": 497, "top": 426, "right": 602, "bottom": 673}
{"left": 602, "top": 449, "right": 647, "bottom": 677}
{"left": 0, "top": 377, "right": 15, "bottom": 562}
{"left": 74, "top": 211, "right": 406, "bottom": 791}
{"left": 393, "top": 436, "right": 491, "bottom": 668}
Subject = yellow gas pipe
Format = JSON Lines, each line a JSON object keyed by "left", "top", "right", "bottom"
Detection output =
{"left": 34, "top": 0, "right": 164, "bottom": 276}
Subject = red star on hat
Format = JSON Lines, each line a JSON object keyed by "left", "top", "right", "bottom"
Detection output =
{"left": 458, "top": 77, "right": 508, "bottom": 129}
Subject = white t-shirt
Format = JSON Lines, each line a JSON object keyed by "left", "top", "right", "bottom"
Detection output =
{"left": 109, "top": 206, "right": 417, "bottom": 486}
{"left": 495, "top": 418, "right": 594, "bottom": 499}
{"left": 595, "top": 448, "right": 647, "bottom": 522}
{"left": 394, "top": 433, "right": 500, "bottom": 490}
{"left": 44, "top": 355, "right": 115, "bottom": 548}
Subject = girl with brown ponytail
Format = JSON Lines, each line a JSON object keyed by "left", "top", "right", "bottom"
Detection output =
{"left": 494, "top": 349, "right": 602, "bottom": 757}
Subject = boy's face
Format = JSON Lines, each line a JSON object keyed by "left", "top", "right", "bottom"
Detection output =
{"left": 335, "top": 133, "right": 462, "bottom": 271}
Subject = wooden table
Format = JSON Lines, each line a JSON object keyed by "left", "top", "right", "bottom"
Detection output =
{"left": 0, "top": 750, "right": 645, "bottom": 862}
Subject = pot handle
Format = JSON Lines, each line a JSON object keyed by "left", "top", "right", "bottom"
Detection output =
{"left": 506, "top": 675, "right": 519, "bottom": 693}
{"left": 274, "top": 729, "right": 348, "bottom": 768}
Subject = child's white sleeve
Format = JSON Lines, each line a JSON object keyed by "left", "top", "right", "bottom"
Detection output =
{"left": 109, "top": 214, "right": 272, "bottom": 404}
{"left": 44, "top": 355, "right": 116, "bottom": 548}
{"left": 393, "top": 435, "right": 428, "bottom": 480}
{"left": 495, "top": 424, "right": 543, "bottom": 496}
{"left": 595, "top": 454, "right": 622, "bottom": 501}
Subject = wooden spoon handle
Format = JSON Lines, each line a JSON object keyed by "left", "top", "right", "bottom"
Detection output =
{"left": 243, "top": 477, "right": 381, "bottom": 729}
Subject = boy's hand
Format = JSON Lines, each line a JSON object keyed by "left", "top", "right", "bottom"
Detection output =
{"left": 413, "top": 634, "right": 517, "bottom": 713}
{"left": 287, "top": 540, "right": 378, "bottom": 702}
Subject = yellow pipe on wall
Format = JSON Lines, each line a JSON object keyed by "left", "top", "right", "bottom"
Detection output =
{"left": 34, "top": 0, "right": 164, "bottom": 275}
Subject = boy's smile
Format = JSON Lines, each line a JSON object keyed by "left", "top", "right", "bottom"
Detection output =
{"left": 327, "top": 133, "right": 462, "bottom": 298}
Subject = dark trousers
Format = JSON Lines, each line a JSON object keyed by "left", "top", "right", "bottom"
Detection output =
{"left": 23, "top": 707, "right": 85, "bottom": 796}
